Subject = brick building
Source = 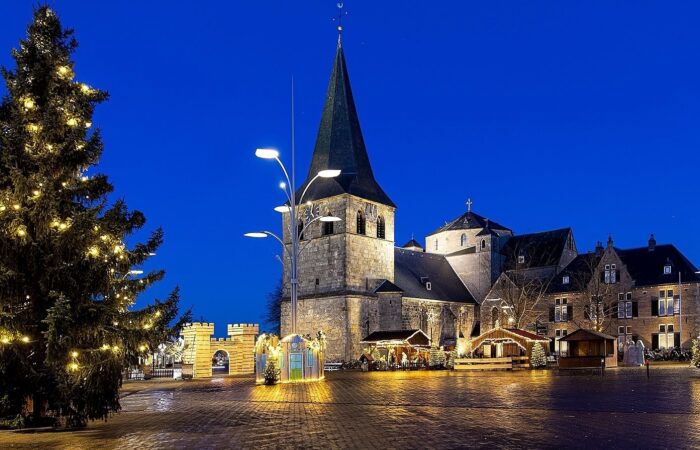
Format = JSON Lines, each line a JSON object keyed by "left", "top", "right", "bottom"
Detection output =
{"left": 481, "top": 234, "right": 700, "bottom": 355}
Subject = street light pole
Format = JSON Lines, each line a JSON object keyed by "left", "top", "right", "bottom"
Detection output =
{"left": 246, "top": 148, "right": 340, "bottom": 336}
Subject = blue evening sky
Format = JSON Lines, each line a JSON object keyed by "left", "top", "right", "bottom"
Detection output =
{"left": 2, "top": 2, "right": 699, "bottom": 335}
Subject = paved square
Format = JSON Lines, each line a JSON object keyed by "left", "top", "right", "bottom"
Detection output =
{"left": 2, "top": 367, "right": 700, "bottom": 449}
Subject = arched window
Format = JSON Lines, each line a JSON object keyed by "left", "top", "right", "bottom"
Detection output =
{"left": 460, "top": 233, "right": 467, "bottom": 247}
{"left": 376, "top": 216, "right": 385, "bottom": 239}
{"left": 356, "top": 210, "right": 366, "bottom": 235}
{"left": 322, "top": 211, "right": 334, "bottom": 236}
{"left": 297, "top": 220, "right": 304, "bottom": 241}
{"left": 491, "top": 307, "right": 499, "bottom": 328}
{"left": 481, "top": 239, "right": 486, "bottom": 250}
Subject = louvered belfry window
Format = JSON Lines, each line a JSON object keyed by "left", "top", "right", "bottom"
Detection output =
{"left": 377, "top": 216, "right": 385, "bottom": 239}
{"left": 356, "top": 210, "right": 366, "bottom": 235}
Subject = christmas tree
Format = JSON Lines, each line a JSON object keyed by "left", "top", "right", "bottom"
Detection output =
{"left": 0, "top": 7, "right": 189, "bottom": 427}
{"left": 530, "top": 342, "right": 547, "bottom": 368}
{"left": 691, "top": 337, "right": 700, "bottom": 369}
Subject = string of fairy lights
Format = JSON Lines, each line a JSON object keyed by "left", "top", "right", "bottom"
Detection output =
{"left": 0, "top": 55, "right": 163, "bottom": 373}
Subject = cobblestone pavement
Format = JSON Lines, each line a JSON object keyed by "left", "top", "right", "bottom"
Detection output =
{"left": 2, "top": 367, "right": 700, "bottom": 449}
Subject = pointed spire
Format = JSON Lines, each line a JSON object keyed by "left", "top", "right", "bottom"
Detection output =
{"left": 296, "top": 35, "right": 395, "bottom": 207}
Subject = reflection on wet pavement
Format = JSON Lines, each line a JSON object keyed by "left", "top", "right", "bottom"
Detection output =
{"left": 2, "top": 368, "right": 700, "bottom": 449}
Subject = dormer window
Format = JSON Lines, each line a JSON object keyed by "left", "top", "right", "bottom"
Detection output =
{"left": 562, "top": 275, "right": 570, "bottom": 285}
{"left": 518, "top": 255, "right": 525, "bottom": 264}
{"left": 426, "top": 282, "right": 432, "bottom": 291}
{"left": 664, "top": 264, "right": 672, "bottom": 275}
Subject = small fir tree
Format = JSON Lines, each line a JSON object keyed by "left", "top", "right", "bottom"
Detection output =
{"left": 264, "top": 357, "right": 280, "bottom": 385}
{"left": 691, "top": 337, "right": 700, "bottom": 369}
{"left": 530, "top": 342, "right": 547, "bottom": 368}
{"left": 0, "top": 7, "right": 189, "bottom": 427}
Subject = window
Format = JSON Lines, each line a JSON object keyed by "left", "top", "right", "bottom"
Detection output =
{"left": 460, "top": 233, "right": 467, "bottom": 247}
{"left": 555, "top": 298, "right": 568, "bottom": 322}
{"left": 297, "top": 220, "right": 304, "bottom": 241}
{"left": 491, "top": 307, "right": 499, "bottom": 328}
{"left": 658, "top": 324, "right": 674, "bottom": 349}
{"left": 356, "top": 210, "right": 366, "bottom": 235}
{"left": 481, "top": 239, "right": 486, "bottom": 250}
{"left": 307, "top": 349, "right": 314, "bottom": 367}
{"left": 555, "top": 329, "right": 568, "bottom": 355}
{"left": 434, "top": 239, "right": 439, "bottom": 251}
{"left": 322, "top": 220, "right": 334, "bottom": 236}
{"left": 518, "top": 255, "right": 525, "bottom": 264}
{"left": 426, "top": 281, "right": 432, "bottom": 291}
{"left": 562, "top": 275, "right": 570, "bottom": 285}
{"left": 376, "top": 216, "right": 385, "bottom": 239}
{"left": 617, "top": 292, "right": 633, "bottom": 319}
{"left": 617, "top": 326, "right": 632, "bottom": 350}
{"left": 657, "top": 290, "right": 675, "bottom": 317}
{"left": 604, "top": 263, "right": 617, "bottom": 284}
{"left": 664, "top": 264, "right": 672, "bottom": 275}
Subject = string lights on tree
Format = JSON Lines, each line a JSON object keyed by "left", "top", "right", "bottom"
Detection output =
{"left": 0, "top": 6, "right": 190, "bottom": 428}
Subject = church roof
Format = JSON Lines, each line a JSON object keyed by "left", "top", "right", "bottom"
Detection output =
{"left": 393, "top": 248, "right": 476, "bottom": 303}
{"left": 617, "top": 244, "right": 699, "bottom": 287}
{"left": 402, "top": 238, "right": 423, "bottom": 249}
{"left": 295, "top": 41, "right": 395, "bottom": 208}
{"left": 501, "top": 228, "right": 572, "bottom": 270}
{"left": 427, "top": 211, "right": 510, "bottom": 237}
{"left": 374, "top": 280, "right": 403, "bottom": 293}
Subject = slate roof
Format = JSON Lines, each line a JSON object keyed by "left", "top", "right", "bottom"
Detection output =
{"left": 402, "top": 238, "right": 423, "bottom": 249}
{"left": 393, "top": 248, "right": 476, "bottom": 303}
{"left": 548, "top": 253, "right": 601, "bottom": 294}
{"left": 295, "top": 41, "right": 395, "bottom": 208}
{"left": 374, "top": 280, "right": 403, "bottom": 293}
{"left": 501, "top": 228, "right": 572, "bottom": 270}
{"left": 427, "top": 211, "right": 510, "bottom": 236}
{"left": 617, "top": 244, "right": 700, "bottom": 287}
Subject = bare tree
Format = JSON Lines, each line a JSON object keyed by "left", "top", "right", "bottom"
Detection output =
{"left": 490, "top": 271, "right": 552, "bottom": 330}
{"left": 265, "top": 278, "right": 284, "bottom": 335}
{"left": 569, "top": 255, "right": 617, "bottom": 333}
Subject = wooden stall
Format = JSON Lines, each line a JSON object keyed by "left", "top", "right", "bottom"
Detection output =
{"left": 558, "top": 329, "right": 618, "bottom": 369}
{"left": 469, "top": 327, "right": 550, "bottom": 363}
{"left": 360, "top": 330, "right": 431, "bottom": 369}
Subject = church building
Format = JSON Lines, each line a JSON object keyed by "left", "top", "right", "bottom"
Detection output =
{"left": 279, "top": 33, "right": 700, "bottom": 362}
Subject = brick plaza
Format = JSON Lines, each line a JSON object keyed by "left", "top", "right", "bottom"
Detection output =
{"left": 2, "top": 367, "right": 699, "bottom": 449}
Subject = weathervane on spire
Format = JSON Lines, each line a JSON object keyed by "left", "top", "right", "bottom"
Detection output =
{"left": 334, "top": 2, "right": 348, "bottom": 45}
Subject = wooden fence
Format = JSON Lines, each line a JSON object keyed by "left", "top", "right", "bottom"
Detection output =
{"left": 454, "top": 356, "right": 531, "bottom": 371}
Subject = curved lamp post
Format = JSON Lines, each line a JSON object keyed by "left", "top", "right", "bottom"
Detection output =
{"left": 246, "top": 148, "right": 340, "bottom": 335}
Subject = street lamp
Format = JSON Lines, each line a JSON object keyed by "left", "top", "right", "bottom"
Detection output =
{"left": 246, "top": 148, "right": 341, "bottom": 335}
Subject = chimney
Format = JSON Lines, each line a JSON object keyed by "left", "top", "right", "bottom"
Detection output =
{"left": 648, "top": 233, "right": 656, "bottom": 252}
{"left": 595, "top": 240, "right": 604, "bottom": 256}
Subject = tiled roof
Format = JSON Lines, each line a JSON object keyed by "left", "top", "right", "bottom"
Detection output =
{"left": 501, "top": 228, "right": 572, "bottom": 270}
{"left": 295, "top": 42, "right": 395, "bottom": 208}
{"left": 402, "top": 238, "right": 423, "bottom": 249}
{"left": 427, "top": 211, "right": 510, "bottom": 236}
{"left": 559, "top": 329, "right": 615, "bottom": 341}
{"left": 360, "top": 329, "right": 429, "bottom": 344}
{"left": 393, "top": 248, "right": 476, "bottom": 303}
{"left": 617, "top": 244, "right": 700, "bottom": 287}
{"left": 548, "top": 253, "right": 601, "bottom": 293}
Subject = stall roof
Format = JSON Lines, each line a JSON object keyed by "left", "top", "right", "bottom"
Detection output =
{"left": 559, "top": 329, "right": 615, "bottom": 342}
{"left": 360, "top": 329, "right": 430, "bottom": 347}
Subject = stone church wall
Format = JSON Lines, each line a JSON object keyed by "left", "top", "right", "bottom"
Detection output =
{"left": 401, "top": 298, "right": 476, "bottom": 346}
{"left": 281, "top": 295, "right": 379, "bottom": 361}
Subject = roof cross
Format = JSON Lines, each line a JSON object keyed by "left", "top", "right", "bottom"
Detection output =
{"left": 334, "top": 3, "right": 347, "bottom": 44}
{"left": 466, "top": 198, "right": 473, "bottom": 212}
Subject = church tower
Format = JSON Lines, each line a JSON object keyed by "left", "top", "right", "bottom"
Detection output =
{"left": 280, "top": 35, "right": 396, "bottom": 360}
